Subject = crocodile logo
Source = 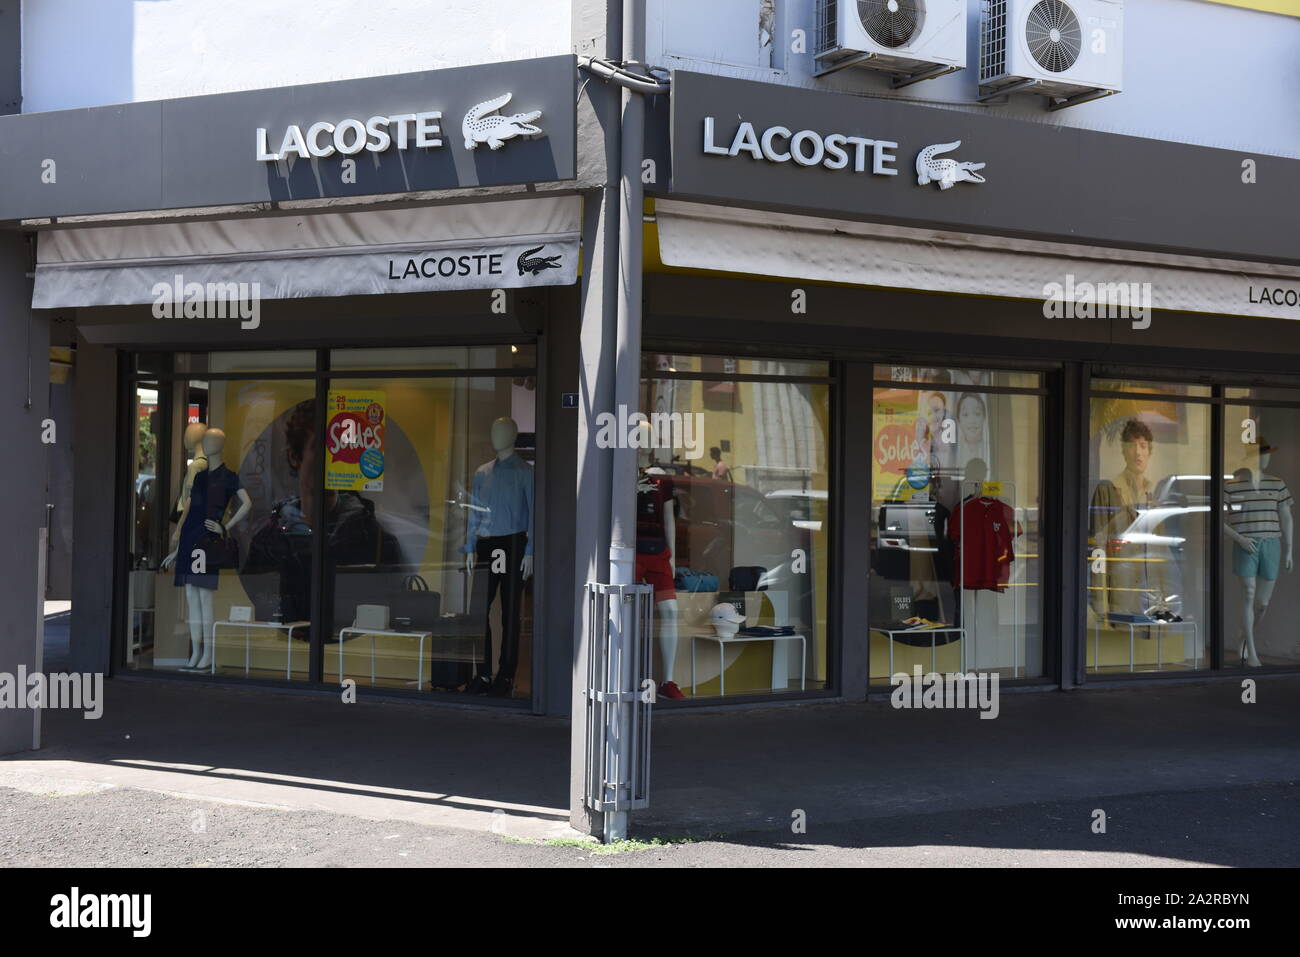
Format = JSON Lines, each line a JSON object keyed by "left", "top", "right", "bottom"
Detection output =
{"left": 462, "top": 93, "right": 544, "bottom": 151}
{"left": 916, "top": 141, "right": 986, "bottom": 191}
{"left": 518, "top": 245, "right": 562, "bottom": 277}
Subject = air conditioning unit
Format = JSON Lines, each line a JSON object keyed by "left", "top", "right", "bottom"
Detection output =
{"left": 980, "top": 0, "right": 1123, "bottom": 109}
{"left": 814, "top": 0, "right": 967, "bottom": 87}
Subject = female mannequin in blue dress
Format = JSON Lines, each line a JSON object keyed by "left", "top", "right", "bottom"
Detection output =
{"left": 162, "top": 428, "right": 252, "bottom": 670}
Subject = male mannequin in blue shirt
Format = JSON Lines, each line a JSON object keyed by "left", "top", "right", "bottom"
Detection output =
{"left": 462, "top": 417, "right": 534, "bottom": 696}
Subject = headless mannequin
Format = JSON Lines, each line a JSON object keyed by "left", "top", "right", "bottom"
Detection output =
{"left": 657, "top": 489, "right": 679, "bottom": 687}
{"left": 463, "top": 418, "right": 534, "bottom": 581}
{"left": 462, "top": 417, "right": 533, "bottom": 694}
{"left": 162, "top": 429, "right": 252, "bottom": 670}
{"left": 1224, "top": 451, "right": 1294, "bottom": 667}
{"left": 637, "top": 466, "right": 680, "bottom": 692}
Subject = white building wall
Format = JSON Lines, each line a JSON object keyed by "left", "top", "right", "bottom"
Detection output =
{"left": 22, "top": 0, "right": 573, "bottom": 113}
{"left": 647, "top": 0, "right": 1300, "bottom": 158}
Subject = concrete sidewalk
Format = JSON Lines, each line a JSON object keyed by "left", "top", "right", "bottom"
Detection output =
{"left": 2, "top": 672, "right": 1298, "bottom": 864}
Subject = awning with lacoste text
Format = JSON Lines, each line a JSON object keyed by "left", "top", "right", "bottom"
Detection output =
{"left": 653, "top": 199, "right": 1300, "bottom": 322}
{"left": 31, "top": 196, "right": 579, "bottom": 309}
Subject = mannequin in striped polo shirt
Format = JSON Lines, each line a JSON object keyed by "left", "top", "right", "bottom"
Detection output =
{"left": 1224, "top": 440, "right": 1294, "bottom": 667}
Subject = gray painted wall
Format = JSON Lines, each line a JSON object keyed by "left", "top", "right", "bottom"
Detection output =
{"left": 68, "top": 336, "right": 115, "bottom": 677}
{"left": 648, "top": 0, "right": 1300, "bottom": 160}
{"left": 0, "top": 229, "right": 48, "bottom": 755}
{"left": 0, "top": 3, "right": 18, "bottom": 115}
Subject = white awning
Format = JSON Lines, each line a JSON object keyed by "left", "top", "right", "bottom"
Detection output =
{"left": 33, "top": 196, "right": 580, "bottom": 309}
{"left": 655, "top": 199, "right": 1300, "bottom": 321}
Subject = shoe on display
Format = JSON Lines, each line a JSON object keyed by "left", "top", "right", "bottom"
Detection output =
{"left": 488, "top": 677, "right": 513, "bottom": 698}
{"left": 658, "top": 681, "right": 685, "bottom": 700}
{"left": 462, "top": 675, "right": 492, "bottom": 696}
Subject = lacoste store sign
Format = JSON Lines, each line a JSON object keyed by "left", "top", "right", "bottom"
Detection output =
{"left": 0, "top": 55, "right": 576, "bottom": 221}
{"left": 666, "top": 71, "right": 1300, "bottom": 268}
{"left": 256, "top": 93, "right": 545, "bottom": 161}
{"left": 703, "top": 117, "right": 987, "bottom": 191}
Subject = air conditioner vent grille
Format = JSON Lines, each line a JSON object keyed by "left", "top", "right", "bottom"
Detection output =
{"left": 857, "top": 0, "right": 921, "bottom": 49}
{"left": 1026, "top": 0, "right": 1082, "bottom": 73}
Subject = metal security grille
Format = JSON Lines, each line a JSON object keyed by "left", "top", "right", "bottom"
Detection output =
{"left": 980, "top": 0, "right": 1009, "bottom": 83}
{"left": 584, "top": 582, "right": 654, "bottom": 813}
{"left": 816, "top": 0, "right": 839, "bottom": 57}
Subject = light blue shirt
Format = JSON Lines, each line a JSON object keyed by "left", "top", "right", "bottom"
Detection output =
{"left": 463, "top": 453, "right": 534, "bottom": 556}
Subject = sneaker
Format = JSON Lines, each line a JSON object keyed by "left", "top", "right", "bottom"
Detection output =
{"left": 658, "top": 681, "right": 685, "bottom": 700}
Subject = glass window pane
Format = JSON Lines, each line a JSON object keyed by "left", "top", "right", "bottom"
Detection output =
{"left": 126, "top": 381, "right": 164, "bottom": 668}
{"left": 331, "top": 345, "right": 534, "bottom": 371}
{"left": 644, "top": 353, "right": 829, "bottom": 379}
{"left": 1225, "top": 385, "right": 1300, "bottom": 403}
{"left": 1222, "top": 402, "right": 1299, "bottom": 668}
{"left": 177, "top": 351, "right": 316, "bottom": 374}
{"left": 870, "top": 386, "right": 1044, "bottom": 683}
{"left": 636, "top": 369, "right": 832, "bottom": 699}
{"left": 324, "top": 375, "right": 536, "bottom": 701}
{"left": 1092, "top": 379, "right": 1212, "bottom": 398}
{"left": 874, "top": 365, "right": 1040, "bottom": 390}
{"left": 1086, "top": 396, "right": 1210, "bottom": 673}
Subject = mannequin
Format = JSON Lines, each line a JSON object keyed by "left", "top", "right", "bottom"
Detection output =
{"left": 162, "top": 428, "right": 252, "bottom": 671}
{"left": 1223, "top": 442, "right": 1294, "bottom": 667}
{"left": 636, "top": 464, "right": 682, "bottom": 699}
{"left": 171, "top": 422, "right": 209, "bottom": 522}
{"left": 462, "top": 417, "right": 534, "bottom": 696}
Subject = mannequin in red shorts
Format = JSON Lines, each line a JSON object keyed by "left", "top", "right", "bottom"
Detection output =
{"left": 636, "top": 469, "right": 683, "bottom": 699}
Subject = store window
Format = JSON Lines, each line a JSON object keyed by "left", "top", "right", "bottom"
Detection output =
{"left": 128, "top": 375, "right": 318, "bottom": 678}
{"left": 869, "top": 366, "right": 1045, "bottom": 682}
{"left": 1223, "top": 389, "right": 1298, "bottom": 668}
{"left": 323, "top": 369, "right": 536, "bottom": 699}
{"left": 1086, "top": 381, "right": 1211, "bottom": 673}
{"left": 124, "top": 348, "right": 537, "bottom": 703}
{"left": 638, "top": 354, "right": 832, "bottom": 700}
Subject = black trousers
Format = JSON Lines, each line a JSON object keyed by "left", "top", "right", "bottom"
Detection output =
{"left": 474, "top": 532, "right": 527, "bottom": 683}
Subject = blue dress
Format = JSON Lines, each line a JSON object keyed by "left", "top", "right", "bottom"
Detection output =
{"left": 175, "top": 464, "right": 243, "bottom": 590}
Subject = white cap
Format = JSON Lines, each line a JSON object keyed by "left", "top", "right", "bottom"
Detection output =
{"left": 709, "top": 602, "right": 746, "bottom": 625}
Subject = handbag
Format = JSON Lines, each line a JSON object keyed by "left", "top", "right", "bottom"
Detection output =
{"left": 674, "top": 567, "right": 719, "bottom": 593}
{"left": 388, "top": 575, "right": 442, "bottom": 631}
{"left": 196, "top": 530, "right": 240, "bottom": 570}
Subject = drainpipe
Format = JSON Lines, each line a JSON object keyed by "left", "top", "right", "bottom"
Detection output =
{"left": 602, "top": 0, "right": 648, "bottom": 845}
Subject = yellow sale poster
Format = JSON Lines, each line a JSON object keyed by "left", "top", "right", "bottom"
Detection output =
{"left": 325, "top": 389, "right": 387, "bottom": 491}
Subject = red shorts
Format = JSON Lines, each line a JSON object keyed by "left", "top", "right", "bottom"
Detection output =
{"left": 635, "top": 550, "right": 676, "bottom": 600}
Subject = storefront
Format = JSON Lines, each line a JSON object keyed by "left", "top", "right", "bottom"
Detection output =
{"left": 4, "top": 56, "right": 586, "bottom": 713}
{"left": 4, "top": 55, "right": 1300, "bottom": 734}
{"left": 632, "top": 70, "right": 1300, "bottom": 697}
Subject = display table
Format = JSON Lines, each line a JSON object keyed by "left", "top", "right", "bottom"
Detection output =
{"left": 874, "top": 626, "right": 966, "bottom": 675}
{"left": 211, "top": 620, "right": 310, "bottom": 677}
{"left": 1091, "top": 617, "right": 1200, "bottom": 672}
{"left": 690, "top": 632, "right": 806, "bottom": 696}
{"left": 340, "top": 629, "right": 457, "bottom": 686}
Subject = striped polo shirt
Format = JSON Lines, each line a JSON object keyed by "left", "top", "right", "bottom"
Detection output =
{"left": 1224, "top": 474, "right": 1294, "bottom": 539}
